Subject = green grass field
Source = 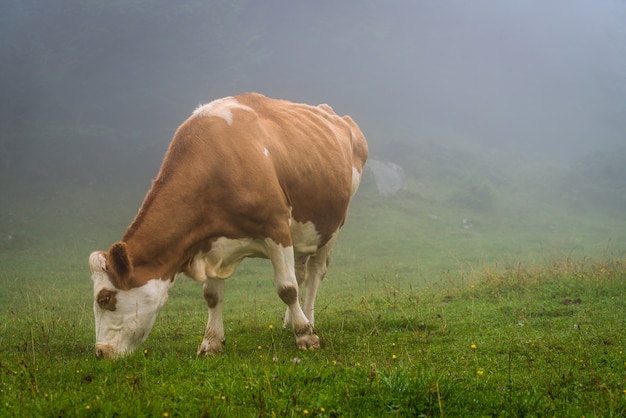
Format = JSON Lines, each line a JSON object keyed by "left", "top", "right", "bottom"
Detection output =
{"left": 1, "top": 157, "right": 625, "bottom": 416}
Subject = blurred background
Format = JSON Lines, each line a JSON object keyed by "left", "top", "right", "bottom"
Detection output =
{"left": 1, "top": 0, "right": 625, "bottom": 274}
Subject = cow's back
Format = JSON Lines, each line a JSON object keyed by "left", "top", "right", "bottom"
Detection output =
{"left": 236, "top": 94, "right": 367, "bottom": 241}
{"left": 169, "top": 93, "right": 366, "bottom": 242}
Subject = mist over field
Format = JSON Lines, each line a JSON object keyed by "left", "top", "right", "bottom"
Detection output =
{"left": 1, "top": 0, "right": 625, "bottom": 267}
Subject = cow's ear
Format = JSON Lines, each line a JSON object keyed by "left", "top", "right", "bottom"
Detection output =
{"left": 89, "top": 251, "right": 107, "bottom": 275}
{"left": 107, "top": 242, "right": 133, "bottom": 289}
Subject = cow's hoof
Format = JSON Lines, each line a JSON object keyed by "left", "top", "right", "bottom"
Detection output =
{"left": 296, "top": 334, "right": 320, "bottom": 350}
{"left": 197, "top": 339, "right": 224, "bottom": 356}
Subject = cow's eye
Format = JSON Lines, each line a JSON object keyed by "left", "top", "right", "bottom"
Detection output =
{"left": 98, "top": 295, "right": 110, "bottom": 308}
{"left": 96, "top": 290, "right": 117, "bottom": 311}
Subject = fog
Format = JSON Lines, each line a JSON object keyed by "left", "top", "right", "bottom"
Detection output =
{"left": 2, "top": 1, "right": 625, "bottom": 162}
{"left": 1, "top": 1, "right": 625, "bottom": 252}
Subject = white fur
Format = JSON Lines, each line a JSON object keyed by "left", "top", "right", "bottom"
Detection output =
{"left": 351, "top": 166, "right": 362, "bottom": 196}
{"left": 90, "top": 252, "right": 172, "bottom": 358}
{"left": 290, "top": 220, "right": 322, "bottom": 256}
{"left": 264, "top": 239, "right": 318, "bottom": 349}
{"left": 198, "top": 237, "right": 321, "bottom": 354}
{"left": 187, "top": 220, "right": 322, "bottom": 283}
{"left": 187, "top": 237, "right": 267, "bottom": 281}
{"left": 196, "top": 224, "right": 325, "bottom": 354}
{"left": 192, "top": 96, "right": 253, "bottom": 126}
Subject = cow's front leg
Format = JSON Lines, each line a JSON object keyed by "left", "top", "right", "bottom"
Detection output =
{"left": 198, "top": 278, "right": 225, "bottom": 355}
{"left": 267, "top": 239, "right": 320, "bottom": 350}
{"left": 283, "top": 256, "right": 306, "bottom": 328}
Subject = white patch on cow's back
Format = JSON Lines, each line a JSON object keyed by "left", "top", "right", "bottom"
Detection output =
{"left": 192, "top": 96, "right": 254, "bottom": 126}
{"left": 263, "top": 147, "right": 270, "bottom": 157}
{"left": 351, "top": 166, "right": 362, "bottom": 196}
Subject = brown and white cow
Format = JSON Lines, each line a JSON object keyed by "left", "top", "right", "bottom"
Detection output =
{"left": 88, "top": 93, "right": 368, "bottom": 358}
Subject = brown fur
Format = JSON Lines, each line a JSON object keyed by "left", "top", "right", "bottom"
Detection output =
{"left": 203, "top": 286, "right": 220, "bottom": 309}
{"left": 278, "top": 286, "right": 299, "bottom": 305}
{"left": 107, "top": 93, "right": 368, "bottom": 289}
{"left": 106, "top": 242, "right": 134, "bottom": 290}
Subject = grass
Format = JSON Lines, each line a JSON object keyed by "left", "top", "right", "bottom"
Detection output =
{"left": 1, "top": 161, "right": 626, "bottom": 416}
{"left": 2, "top": 254, "right": 625, "bottom": 416}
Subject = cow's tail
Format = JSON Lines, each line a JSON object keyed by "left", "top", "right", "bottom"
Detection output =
{"left": 342, "top": 115, "right": 368, "bottom": 196}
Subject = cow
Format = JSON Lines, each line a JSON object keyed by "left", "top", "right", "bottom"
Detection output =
{"left": 88, "top": 93, "right": 368, "bottom": 358}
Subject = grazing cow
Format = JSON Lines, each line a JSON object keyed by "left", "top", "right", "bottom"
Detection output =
{"left": 89, "top": 93, "right": 368, "bottom": 358}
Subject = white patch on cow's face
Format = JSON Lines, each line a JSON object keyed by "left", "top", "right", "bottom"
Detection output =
{"left": 89, "top": 252, "right": 171, "bottom": 359}
{"left": 263, "top": 147, "right": 270, "bottom": 157}
{"left": 192, "top": 96, "right": 253, "bottom": 125}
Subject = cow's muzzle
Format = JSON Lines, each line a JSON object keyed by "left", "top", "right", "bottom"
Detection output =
{"left": 95, "top": 343, "right": 117, "bottom": 359}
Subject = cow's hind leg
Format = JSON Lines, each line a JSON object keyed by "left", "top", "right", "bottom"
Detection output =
{"left": 302, "top": 236, "right": 335, "bottom": 326}
{"left": 283, "top": 237, "right": 335, "bottom": 328}
{"left": 198, "top": 278, "right": 225, "bottom": 355}
{"left": 267, "top": 238, "right": 320, "bottom": 350}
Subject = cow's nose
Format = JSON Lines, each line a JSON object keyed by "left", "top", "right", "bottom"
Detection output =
{"left": 95, "top": 344, "right": 113, "bottom": 359}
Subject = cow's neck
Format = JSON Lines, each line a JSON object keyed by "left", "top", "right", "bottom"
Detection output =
{"left": 120, "top": 190, "right": 204, "bottom": 285}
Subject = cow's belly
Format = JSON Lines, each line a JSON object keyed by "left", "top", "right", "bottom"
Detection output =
{"left": 185, "top": 220, "right": 323, "bottom": 281}
{"left": 186, "top": 237, "right": 267, "bottom": 281}
{"left": 290, "top": 220, "right": 323, "bottom": 256}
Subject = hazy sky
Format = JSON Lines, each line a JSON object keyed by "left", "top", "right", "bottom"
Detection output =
{"left": 1, "top": 0, "right": 625, "bottom": 166}
{"left": 253, "top": 0, "right": 626, "bottom": 157}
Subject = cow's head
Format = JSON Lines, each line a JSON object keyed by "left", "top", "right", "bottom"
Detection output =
{"left": 88, "top": 242, "right": 172, "bottom": 359}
